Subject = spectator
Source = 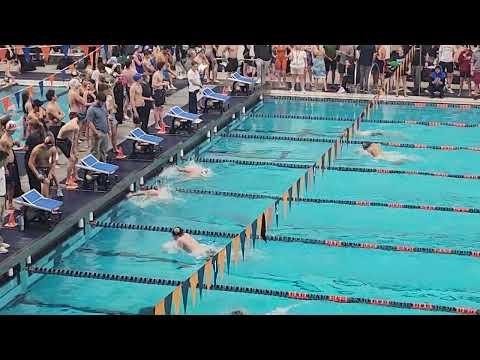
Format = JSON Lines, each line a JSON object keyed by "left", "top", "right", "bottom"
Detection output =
{"left": 152, "top": 63, "right": 169, "bottom": 133}
{"left": 205, "top": 45, "right": 218, "bottom": 84}
{"left": 428, "top": 65, "right": 446, "bottom": 98}
{"left": 24, "top": 119, "right": 45, "bottom": 192}
{"left": 0, "top": 121, "right": 21, "bottom": 210}
{"left": 130, "top": 72, "right": 145, "bottom": 127}
{"left": 457, "top": 46, "right": 473, "bottom": 97}
{"left": 438, "top": 45, "right": 456, "bottom": 94}
{"left": 411, "top": 45, "right": 428, "bottom": 96}
{"left": 45, "top": 89, "right": 65, "bottom": 140}
{"left": 28, "top": 135, "right": 58, "bottom": 198}
{"left": 395, "top": 46, "right": 410, "bottom": 97}
{"left": 253, "top": 45, "right": 272, "bottom": 83}
{"left": 21, "top": 90, "right": 33, "bottom": 140}
{"left": 68, "top": 78, "right": 88, "bottom": 121}
{"left": 140, "top": 74, "right": 154, "bottom": 132}
{"left": 289, "top": 45, "right": 307, "bottom": 92}
{"left": 312, "top": 47, "right": 327, "bottom": 91}
{"left": 132, "top": 46, "right": 144, "bottom": 74}
{"left": 27, "top": 100, "right": 48, "bottom": 136}
{"left": 0, "top": 158, "right": 6, "bottom": 237}
{"left": 57, "top": 112, "right": 81, "bottom": 187}
{"left": 187, "top": 61, "right": 202, "bottom": 114}
{"left": 85, "top": 92, "right": 109, "bottom": 162}
{"left": 304, "top": 46, "right": 314, "bottom": 90}
{"left": 323, "top": 45, "right": 339, "bottom": 87}
{"left": 471, "top": 46, "right": 480, "bottom": 100}
{"left": 337, "top": 45, "right": 354, "bottom": 93}
{"left": 372, "top": 45, "right": 387, "bottom": 92}
{"left": 273, "top": 45, "right": 289, "bottom": 88}
{"left": 356, "top": 45, "right": 376, "bottom": 92}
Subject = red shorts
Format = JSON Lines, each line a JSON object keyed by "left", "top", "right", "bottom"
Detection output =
{"left": 275, "top": 57, "right": 287, "bottom": 72}
{"left": 473, "top": 71, "right": 480, "bottom": 85}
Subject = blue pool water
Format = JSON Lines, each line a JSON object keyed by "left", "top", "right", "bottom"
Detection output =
{"left": 1, "top": 96, "right": 480, "bottom": 315}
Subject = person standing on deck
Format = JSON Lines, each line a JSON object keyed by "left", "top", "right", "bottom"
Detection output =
{"left": 85, "top": 92, "right": 109, "bottom": 162}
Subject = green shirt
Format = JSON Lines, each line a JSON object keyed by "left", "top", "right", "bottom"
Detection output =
{"left": 324, "top": 45, "right": 338, "bottom": 60}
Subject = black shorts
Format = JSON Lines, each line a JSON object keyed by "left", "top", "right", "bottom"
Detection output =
{"left": 324, "top": 57, "right": 337, "bottom": 72}
{"left": 56, "top": 138, "right": 72, "bottom": 158}
{"left": 49, "top": 123, "right": 65, "bottom": 140}
{"left": 439, "top": 61, "right": 454, "bottom": 74}
{"left": 5, "top": 162, "right": 17, "bottom": 184}
{"left": 153, "top": 88, "right": 166, "bottom": 107}
{"left": 460, "top": 70, "right": 471, "bottom": 78}
{"left": 337, "top": 63, "right": 346, "bottom": 74}
{"left": 374, "top": 59, "right": 385, "bottom": 74}
{"left": 225, "top": 58, "right": 239, "bottom": 73}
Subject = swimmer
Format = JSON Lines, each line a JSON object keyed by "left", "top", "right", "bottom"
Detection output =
{"left": 357, "top": 129, "right": 405, "bottom": 138}
{"left": 171, "top": 227, "right": 216, "bottom": 258}
{"left": 175, "top": 164, "right": 211, "bottom": 178}
{"left": 361, "top": 142, "right": 415, "bottom": 165}
{"left": 362, "top": 142, "right": 383, "bottom": 157}
{"left": 126, "top": 186, "right": 172, "bottom": 200}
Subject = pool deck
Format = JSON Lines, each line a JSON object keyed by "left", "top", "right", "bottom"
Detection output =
{"left": 0, "top": 72, "right": 257, "bottom": 276}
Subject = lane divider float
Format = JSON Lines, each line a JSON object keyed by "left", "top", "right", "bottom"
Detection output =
{"left": 90, "top": 221, "right": 480, "bottom": 259}
{"left": 28, "top": 266, "right": 479, "bottom": 315}
{"left": 221, "top": 133, "right": 480, "bottom": 152}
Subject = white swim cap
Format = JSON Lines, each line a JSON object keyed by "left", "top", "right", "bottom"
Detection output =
{"left": 201, "top": 169, "right": 209, "bottom": 176}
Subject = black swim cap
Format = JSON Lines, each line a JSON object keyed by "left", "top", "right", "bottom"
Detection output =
{"left": 362, "top": 142, "right": 373, "bottom": 150}
{"left": 172, "top": 227, "right": 184, "bottom": 236}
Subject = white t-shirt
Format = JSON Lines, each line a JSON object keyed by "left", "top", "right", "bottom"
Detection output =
{"left": 187, "top": 69, "right": 201, "bottom": 92}
{"left": 291, "top": 50, "right": 307, "bottom": 68}
{"left": 439, "top": 45, "right": 455, "bottom": 63}
{"left": 0, "top": 166, "right": 5, "bottom": 197}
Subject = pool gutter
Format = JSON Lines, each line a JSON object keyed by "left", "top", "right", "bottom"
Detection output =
{"left": 0, "top": 89, "right": 262, "bottom": 278}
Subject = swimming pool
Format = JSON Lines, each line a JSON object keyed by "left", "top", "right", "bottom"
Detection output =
{"left": 1, "top": 96, "right": 480, "bottom": 315}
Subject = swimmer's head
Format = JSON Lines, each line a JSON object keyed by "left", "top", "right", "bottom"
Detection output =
{"left": 362, "top": 142, "right": 373, "bottom": 150}
{"left": 172, "top": 227, "right": 184, "bottom": 238}
{"left": 201, "top": 169, "right": 210, "bottom": 176}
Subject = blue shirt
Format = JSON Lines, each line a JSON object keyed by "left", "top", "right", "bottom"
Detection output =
{"left": 431, "top": 71, "right": 446, "bottom": 82}
{"left": 86, "top": 102, "right": 109, "bottom": 134}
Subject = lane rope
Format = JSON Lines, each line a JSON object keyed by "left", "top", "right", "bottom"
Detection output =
{"left": 254, "top": 112, "right": 480, "bottom": 128}
{"left": 90, "top": 221, "right": 480, "bottom": 259}
{"left": 221, "top": 133, "right": 480, "bottom": 152}
{"left": 27, "top": 266, "right": 479, "bottom": 315}
{"left": 327, "top": 166, "right": 480, "bottom": 180}
{"left": 196, "top": 157, "right": 312, "bottom": 169}
{"left": 169, "top": 187, "right": 480, "bottom": 215}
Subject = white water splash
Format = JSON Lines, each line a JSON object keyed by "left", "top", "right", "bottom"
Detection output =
{"left": 266, "top": 303, "right": 300, "bottom": 315}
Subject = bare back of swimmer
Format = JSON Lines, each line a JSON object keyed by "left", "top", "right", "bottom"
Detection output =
{"left": 176, "top": 165, "right": 211, "bottom": 177}
{"left": 126, "top": 186, "right": 172, "bottom": 200}
{"left": 362, "top": 142, "right": 383, "bottom": 157}
{"left": 171, "top": 227, "right": 216, "bottom": 257}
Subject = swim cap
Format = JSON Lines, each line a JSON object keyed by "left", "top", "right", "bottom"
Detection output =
{"left": 5, "top": 121, "right": 17, "bottom": 132}
{"left": 172, "top": 227, "right": 184, "bottom": 236}
{"left": 201, "top": 169, "right": 209, "bottom": 176}
{"left": 362, "top": 142, "right": 373, "bottom": 150}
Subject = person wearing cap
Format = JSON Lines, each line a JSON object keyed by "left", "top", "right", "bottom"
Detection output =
{"left": 0, "top": 121, "right": 22, "bottom": 210}
{"left": 170, "top": 227, "right": 216, "bottom": 258}
{"left": 68, "top": 78, "right": 88, "bottom": 121}
{"left": 129, "top": 72, "right": 148, "bottom": 129}
{"left": 57, "top": 112, "right": 83, "bottom": 186}
{"left": 85, "top": 92, "right": 110, "bottom": 162}
{"left": 28, "top": 135, "right": 58, "bottom": 197}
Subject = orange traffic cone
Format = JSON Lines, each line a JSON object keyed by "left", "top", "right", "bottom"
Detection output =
{"left": 66, "top": 174, "right": 78, "bottom": 190}
{"left": 4, "top": 210, "right": 17, "bottom": 228}
{"left": 115, "top": 146, "right": 127, "bottom": 160}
